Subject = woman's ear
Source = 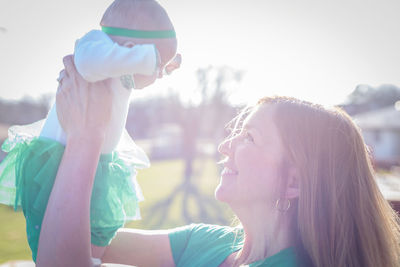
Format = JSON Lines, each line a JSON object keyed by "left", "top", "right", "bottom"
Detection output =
{"left": 285, "top": 167, "right": 300, "bottom": 199}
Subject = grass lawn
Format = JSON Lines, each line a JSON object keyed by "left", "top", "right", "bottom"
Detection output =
{"left": 0, "top": 158, "right": 233, "bottom": 264}
{"left": 0, "top": 205, "right": 31, "bottom": 263}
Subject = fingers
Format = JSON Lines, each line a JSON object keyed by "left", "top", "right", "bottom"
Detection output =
{"left": 63, "top": 55, "right": 77, "bottom": 88}
{"left": 56, "top": 70, "right": 67, "bottom": 99}
{"left": 62, "top": 54, "right": 89, "bottom": 103}
{"left": 63, "top": 54, "right": 88, "bottom": 87}
{"left": 57, "top": 75, "right": 63, "bottom": 93}
{"left": 56, "top": 70, "right": 64, "bottom": 83}
{"left": 57, "top": 69, "right": 66, "bottom": 83}
{"left": 57, "top": 56, "right": 77, "bottom": 112}
{"left": 63, "top": 55, "right": 74, "bottom": 76}
{"left": 56, "top": 76, "right": 70, "bottom": 107}
{"left": 56, "top": 80, "right": 68, "bottom": 115}
{"left": 174, "top": 53, "right": 182, "bottom": 65}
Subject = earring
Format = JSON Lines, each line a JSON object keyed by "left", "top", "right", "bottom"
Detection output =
{"left": 275, "top": 198, "right": 291, "bottom": 212}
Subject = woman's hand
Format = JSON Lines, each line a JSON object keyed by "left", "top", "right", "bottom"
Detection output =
{"left": 37, "top": 55, "right": 114, "bottom": 267}
{"left": 56, "top": 55, "right": 113, "bottom": 141}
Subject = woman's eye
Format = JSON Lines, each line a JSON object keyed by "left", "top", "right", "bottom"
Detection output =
{"left": 244, "top": 132, "right": 254, "bottom": 143}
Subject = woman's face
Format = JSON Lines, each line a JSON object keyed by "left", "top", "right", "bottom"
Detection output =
{"left": 215, "top": 104, "right": 287, "bottom": 208}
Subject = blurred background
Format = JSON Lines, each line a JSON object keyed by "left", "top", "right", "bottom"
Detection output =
{"left": 1, "top": 0, "right": 400, "bottom": 264}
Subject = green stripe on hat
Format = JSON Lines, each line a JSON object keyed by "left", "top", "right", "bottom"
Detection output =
{"left": 102, "top": 26, "right": 176, "bottom": 39}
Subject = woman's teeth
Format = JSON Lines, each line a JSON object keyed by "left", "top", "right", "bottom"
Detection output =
{"left": 222, "top": 167, "right": 238, "bottom": 175}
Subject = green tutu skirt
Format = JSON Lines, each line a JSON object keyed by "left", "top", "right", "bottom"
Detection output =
{"left": 0, "top": 121, "right": 150, "bottom": 262}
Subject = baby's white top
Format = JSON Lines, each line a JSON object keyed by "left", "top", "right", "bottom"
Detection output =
{"left": 40, "top": 30, "right": 158, "bottom": 153}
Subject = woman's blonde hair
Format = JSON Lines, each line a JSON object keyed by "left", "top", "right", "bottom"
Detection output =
{"left": 233, "top": 96, "right": 400, "bottom": 267}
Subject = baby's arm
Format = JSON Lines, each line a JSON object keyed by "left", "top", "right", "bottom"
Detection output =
{"left": 74, "top": 30, "right": 159, "bottom": 82}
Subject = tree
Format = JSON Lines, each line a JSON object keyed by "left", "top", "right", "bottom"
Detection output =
{"left": 0, "top": 96, "right": 50, "bottom": 125}
{"left": 341, "top": 84, "right": 400, "bottom": 115}
{"left": 143, "top": 66, "right": 242, "bottom": 227}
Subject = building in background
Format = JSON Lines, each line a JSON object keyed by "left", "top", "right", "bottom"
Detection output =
{"left": 354, "top": 105, "right": 400, "bottom": 213}
{"left": 354, "top": 105, "right": 400, "bottom": 169}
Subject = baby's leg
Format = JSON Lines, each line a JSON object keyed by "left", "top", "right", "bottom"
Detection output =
{"left": 13, "top": 139, "right": 142, "bottom": 261}
{"left": 92, "top": 244, "right": 107, "bottom": 259}
{"left": 15, "top": 138, "right": 64, "bottom": 261}
{"left": 88, "top": 154, "right": 142, "bottom": 253}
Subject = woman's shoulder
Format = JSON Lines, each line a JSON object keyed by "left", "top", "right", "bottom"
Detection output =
{"left": 169, "top": 223, "right": 241, "bottom": 242}
{"left": 168, "top": 223, "right": 242, "bottom": 266}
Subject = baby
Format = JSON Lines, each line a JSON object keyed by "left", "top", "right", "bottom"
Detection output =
{"left": 0, "top": 0, "right": 180, "bottom": 262}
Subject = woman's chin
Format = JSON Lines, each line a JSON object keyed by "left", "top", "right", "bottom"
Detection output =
{"left": 215, "top": 183, "right": 230, "bottom": 203}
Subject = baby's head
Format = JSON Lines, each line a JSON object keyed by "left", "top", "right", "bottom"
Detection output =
{"left": 100, "top": 0, "right": 177, "bottom": 70}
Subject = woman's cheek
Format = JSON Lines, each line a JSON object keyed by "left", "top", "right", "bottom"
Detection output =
{"left": 237, "top": 149, "right": 280, "bottom": 200}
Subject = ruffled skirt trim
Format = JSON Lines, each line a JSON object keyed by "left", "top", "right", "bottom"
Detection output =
{"left": 0, "top": 121, "right": 150, "bottom": 260}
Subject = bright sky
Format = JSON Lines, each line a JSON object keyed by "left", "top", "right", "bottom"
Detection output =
{"left": 0, "top": 0, "right": 399, "bottom": 106}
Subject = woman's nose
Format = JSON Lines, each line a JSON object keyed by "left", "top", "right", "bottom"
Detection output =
{"left": 218, "top": 138, "right": 233, "bottom": 156}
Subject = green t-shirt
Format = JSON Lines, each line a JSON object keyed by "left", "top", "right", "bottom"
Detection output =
{"left": 168, "top": 223, "right": 302, "bottom": 267}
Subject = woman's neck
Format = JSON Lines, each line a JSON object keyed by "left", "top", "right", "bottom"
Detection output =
{"left": 233, "top": 204, "right": 297, "bottom": 263}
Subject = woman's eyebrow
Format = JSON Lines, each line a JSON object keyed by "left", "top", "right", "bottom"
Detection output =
{"left": 242, "top": 118, "right": 253, "bottom": 129}
{"left": 243, "top": 120, "right": 259, "bottom": 131}
{"left": 244, "top": 123, "right": 262, "bottom": 137}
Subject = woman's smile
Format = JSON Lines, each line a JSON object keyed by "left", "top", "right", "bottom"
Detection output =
{"left": 221, "top": 166, "right": 238, "bottom": 177}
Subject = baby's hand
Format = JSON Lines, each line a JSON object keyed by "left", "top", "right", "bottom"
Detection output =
{"left": 132, "top": 53, "right": 181, "bottom": 89}
{"left": 164, "top": 53, "right": 182, "bottom": 75}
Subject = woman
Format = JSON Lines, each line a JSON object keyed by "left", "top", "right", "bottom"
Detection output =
{"left": 37, "top": 56, "right": 400, "bottom": 267}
